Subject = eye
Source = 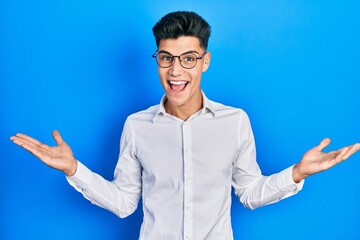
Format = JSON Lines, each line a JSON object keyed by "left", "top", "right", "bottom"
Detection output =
{"left": 159, "top": 54, "right": 173, "bottom": 62}
{"left": 182, "top": 54, "right": 196, "bottom": 63}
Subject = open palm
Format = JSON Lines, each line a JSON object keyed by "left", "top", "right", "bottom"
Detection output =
{"left": 10, "top": 130, "right": 77, "bottom": 176}
{"left": 293, "top": 138, "right": 360, "bottom": 182}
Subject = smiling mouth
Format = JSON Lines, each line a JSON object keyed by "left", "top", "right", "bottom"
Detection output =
{"left": 168, "top": 80, "right": 189, "bottom": 92}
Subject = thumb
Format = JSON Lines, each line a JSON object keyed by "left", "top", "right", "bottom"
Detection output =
{"left": 315, "top": 138, "right": 331, "bottom": 152}
{"left": 52, "top": 130, "right": 64, "bottom": 145}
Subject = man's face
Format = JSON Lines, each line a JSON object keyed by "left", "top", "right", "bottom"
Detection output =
{"left": 157, "top": 36, "right": 210, "bottom": 111}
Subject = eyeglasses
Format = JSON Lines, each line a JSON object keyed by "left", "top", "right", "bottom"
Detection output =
{"left": 152, "top": 51, "right": 207, "bottom": 69}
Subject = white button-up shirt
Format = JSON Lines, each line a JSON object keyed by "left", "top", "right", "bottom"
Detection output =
{"left": 67, "top": 92, "right": 303, "bottom": 240}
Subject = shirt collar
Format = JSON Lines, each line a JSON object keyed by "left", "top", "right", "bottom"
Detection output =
{"left": 153, "top": 91, "right": 216, "bottom": 123}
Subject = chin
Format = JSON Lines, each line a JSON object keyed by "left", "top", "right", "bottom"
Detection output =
{"left": 166, "top": 94, "right": 187, "bottom": 106}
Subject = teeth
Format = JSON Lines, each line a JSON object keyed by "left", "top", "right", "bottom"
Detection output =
{"left": 169, "top": 81, "right": 187, "bottom": 85}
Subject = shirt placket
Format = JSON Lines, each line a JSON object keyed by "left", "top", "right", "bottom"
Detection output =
{"left": 182, "top": 121, "right": 193, "bottom": 240}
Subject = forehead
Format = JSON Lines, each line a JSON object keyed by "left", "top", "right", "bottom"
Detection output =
{"left": 158, "top": 36, "right": 202, "bottom": 54}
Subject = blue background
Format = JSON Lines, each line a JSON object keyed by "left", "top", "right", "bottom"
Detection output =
{"left": 1, "top": 1, "right": 359, "bottom": 239}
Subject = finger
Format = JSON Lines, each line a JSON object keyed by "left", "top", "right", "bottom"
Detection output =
{"left": 12, "top": 138, "right": 63, "bottom": 167}
{"left": 315, "top": 138, "right": 331, "bottom": 152}
{"left": 11, "top": 135, "right": 52, "bottom": 153}
{"left": 12, "top": 133, "right": 42, "bottom": 146}
{"left": 52, "top": 130, "right": 64, "bottom": 145}
{"left": 323, "top": 150, "right": 341, "bottom": 160}
{"left": 22, "top": 143, "right": 46, "bottom": 160}
{"left": 12, "top": 139, "right": 50, "bottom": 163}
{"left": 12, "top": 137, "right": 38, "bottom": 153}
{"left": 339, "top": 143, "right": 360, "bottom": 161}
{"left": 333, "top": 146, "right": 349, "bottom": 163}
{"left": 11, "top": 137, "right": 38, "bottom": 150}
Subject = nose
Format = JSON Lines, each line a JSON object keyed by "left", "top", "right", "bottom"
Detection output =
{"left": 169, "top": 57, "right": 184, "bottom": 76}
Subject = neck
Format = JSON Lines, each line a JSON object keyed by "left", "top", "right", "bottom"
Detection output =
{"left": 165, "top": 94, "right": 203, "bottom": 121}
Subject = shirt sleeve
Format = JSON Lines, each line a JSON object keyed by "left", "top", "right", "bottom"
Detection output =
{"left": 232, "top": 111, "right": 304, "bottom": 210}
{"left": 66, "top": 119, "right": 142, "bottom": 218}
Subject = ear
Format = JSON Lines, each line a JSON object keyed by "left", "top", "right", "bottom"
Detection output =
{"left": 202, "top": 52, "right": 211, "bottom": 72}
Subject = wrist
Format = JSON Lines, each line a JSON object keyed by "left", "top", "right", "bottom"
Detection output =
{"left": 64, "top": 159, "right": 78, "bottom": 176}
{"left": 292, "top": 163, "right": 307, "bottom": 183}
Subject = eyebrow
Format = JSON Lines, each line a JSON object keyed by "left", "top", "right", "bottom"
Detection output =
{"left": 157, "top": 50, "right": 200, "bottom": 56}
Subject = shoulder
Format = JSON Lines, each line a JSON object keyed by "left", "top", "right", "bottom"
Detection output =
{"left": 209, "top": 99, "right": 249, "bottom": 120}
{"left": 126, "top": 104, "right": 160, "bottom": 123}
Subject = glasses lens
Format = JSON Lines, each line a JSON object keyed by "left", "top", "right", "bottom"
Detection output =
{"left": 154, "top": 52, "right": 201, "bottom": 69}
{"left": 180, "top": 53, "right": 197, "bottom": 69}
{"left": 156, "top": 53, "right": 173, "bottom": 68}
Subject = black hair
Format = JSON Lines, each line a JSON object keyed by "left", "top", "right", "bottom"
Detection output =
{"left": 152, "top": 11, "right": 211, "bottom": 50}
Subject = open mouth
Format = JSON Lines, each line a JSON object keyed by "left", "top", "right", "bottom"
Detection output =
{"left": 168, "top": 80, "right": 189, "bottom": 92}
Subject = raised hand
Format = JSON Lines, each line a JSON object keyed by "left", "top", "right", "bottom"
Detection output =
{"left": 292, "top": 138, "right": 360, "bottom": 183}
{"left": 10, "top": 130, "right": 78, "bottom": 176}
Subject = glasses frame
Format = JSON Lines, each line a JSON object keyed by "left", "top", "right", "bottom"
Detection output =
{"left": 152, "top": 50, "right": 207, "bottom": 69}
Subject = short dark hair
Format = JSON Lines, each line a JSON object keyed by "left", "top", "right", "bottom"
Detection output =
{"left": 152, "top": 11, "right": 211, "bottom": 50}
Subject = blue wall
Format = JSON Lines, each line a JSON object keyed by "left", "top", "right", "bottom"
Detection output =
{"left": 1, "top": 1, "right": 359, "bottom": 239}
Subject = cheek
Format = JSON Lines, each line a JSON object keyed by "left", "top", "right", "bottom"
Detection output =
{"left": 190, "top": 68, "right": 203, "bottom": 83}
{"left": 158, "top": 69, "right": 169, "bottom": 87}
{"left": 158, "top": 68, "right": 167, "bottom": 80}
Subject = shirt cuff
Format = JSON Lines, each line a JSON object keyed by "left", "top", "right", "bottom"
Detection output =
{"left": 279, "top": 164, "right": 305, "bottom": 193}
{"left": 66, "top": 161, "right": 94, "bottom": 189}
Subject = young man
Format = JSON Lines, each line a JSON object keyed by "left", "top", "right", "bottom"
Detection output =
{"left": 10, "top": 11, "right": 359, "bottom": 240}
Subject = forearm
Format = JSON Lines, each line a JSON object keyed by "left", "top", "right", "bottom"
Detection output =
{"left": 66, "top": 161, "right": 141, "bottom": 218}
{"left": 236, "top": 165, "right": 304, "bottom": 210}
